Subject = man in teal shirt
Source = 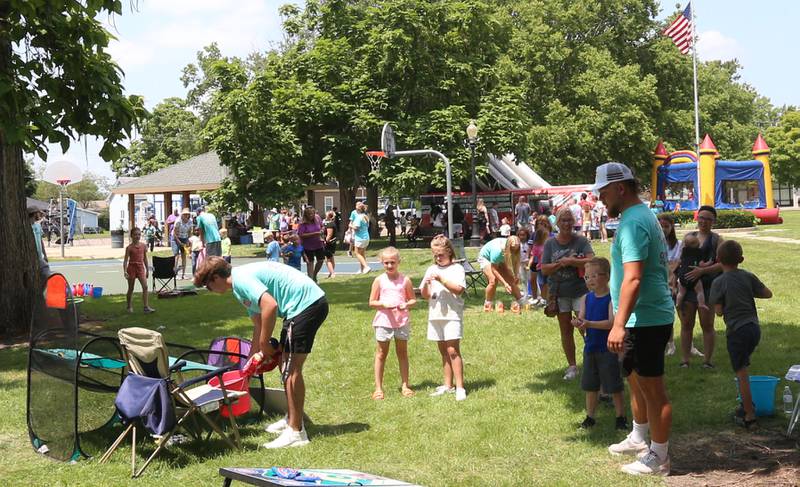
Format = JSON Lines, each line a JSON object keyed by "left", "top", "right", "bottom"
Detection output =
{"left": 196, "top": 257, "right": 328, "bottom": 449}
{"left": 196, "top": 207, "right": 221, "bottom": 257}
{"left": 593, "top": 162, "right": 674, "bottom": 477}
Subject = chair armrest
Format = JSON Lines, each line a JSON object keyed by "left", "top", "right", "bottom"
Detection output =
{"left": 177, "top": 363, "right": 236, "bottom": 389}
{"left": 168, "top": 360, "right": 187, "bottom": 373}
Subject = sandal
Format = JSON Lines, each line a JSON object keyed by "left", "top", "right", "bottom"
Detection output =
{"left": 679, "top": 362, "right": 689, "bottom": 368}
{"left": 371, "top": 390, "right": 384, "bottom": 400}
{"left": 401, "top": 387, "right": 415, "bottom": 398}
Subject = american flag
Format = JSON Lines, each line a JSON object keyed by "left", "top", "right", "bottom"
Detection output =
{"left": 663, "top": 4, "right": 693, "bottom": 55}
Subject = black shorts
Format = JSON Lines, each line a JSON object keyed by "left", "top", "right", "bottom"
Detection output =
{"left": 280, "top": 297, "right": 328, "bottom": 354}
{"left": 727, "top": 323, "right": 760, "bottom": 372}
{"left": 303, "top": 247, "right": 325, "bottom": 261}
{"left": 581, "top": 350, "right": 624, "bottom": 393}
{"left": 205, "top": 241, "right": 222, "bottom": 257}
{"left": 324, "top": 241, "right": 337, "bottom": 258}
{"left": 621, "top": 324, "right": 673, "bottom": 377}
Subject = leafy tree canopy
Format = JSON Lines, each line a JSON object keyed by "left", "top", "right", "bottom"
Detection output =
{"left": 112, "top": 97, "right": 203, "bottom": 176}
{"left": 767, "top": 109, "right": 800, "bottom": 187}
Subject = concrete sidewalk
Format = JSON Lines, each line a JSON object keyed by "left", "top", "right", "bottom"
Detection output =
{"left": 47, "top": 238, "right": 148, "bottom": 260}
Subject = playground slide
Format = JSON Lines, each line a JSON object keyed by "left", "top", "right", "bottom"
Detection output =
{"left": 490, "top": 157, "right": 529, "bottom": 189}
{"left": 488, "top": 163, "right": 519, "bottom": 190}
{"left": 498, "top": 156, "right": 551, "bottom": 189}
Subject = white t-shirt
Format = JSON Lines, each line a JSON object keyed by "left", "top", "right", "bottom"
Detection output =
{"left": 666, "top": 240, "right": 683, "bottom": 263}
{"left": 423, "top": 263, "right": 466, "bottom": 322}
{"left": 499, "top": 224, "right": 511, "bottom": 237}
{"left": 569, "top": 203, "right": 582, "bottom": 226}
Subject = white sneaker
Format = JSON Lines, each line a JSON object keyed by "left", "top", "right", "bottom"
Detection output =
{"left": 608, "top": 433, "right": 649, "bottom": 456}
{"left": 690, "top": 346, "right": 705, "bottom": 358}
{"left": 429, "top": 385, "right": 456, "bottom": 397}
{"left": 455, "top": 388, "right": 467, "bottom": 401}
{"left": 265, "top": 415, "right": 289, "bottom": 434}
{"left": 361, "top": 267, "right": 372, "bottom": 274}
{"left": 665, "top": 342, "right": 676, "bottom": 356}
{"left": 262, "top": 427, "right": 309, "bottom": 449}
{"left": 621, "top": 450, "right": 670, "bottom": 476}
{"left": 563, "top": 366, "right": 578, "bottom": 380}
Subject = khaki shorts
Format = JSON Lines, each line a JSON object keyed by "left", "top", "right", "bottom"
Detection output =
{"left": 427, "top": 320, "right": 463, "bottom": 341}
{"left": 354, "top": 238, "right": 370, "bottom": 249}
{"left": 375, "top": 325, "right": 410, "bottom": 342}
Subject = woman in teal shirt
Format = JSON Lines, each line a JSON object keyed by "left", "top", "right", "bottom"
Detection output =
{"left": 477, "top": 236, "right": 523, "bottom": 313}
{"left": 196, "top": 256, "right": 328, "bottom": 449}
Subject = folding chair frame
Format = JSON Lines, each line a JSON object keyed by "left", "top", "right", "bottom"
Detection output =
{"left": 100, "top": 331, "right": 244, "bottom": 477}
{"left": 151, "top": 255, "right": 177, "bottom": 294}
{"left": 457, "top": 259, "right": 487, "bottom": 296}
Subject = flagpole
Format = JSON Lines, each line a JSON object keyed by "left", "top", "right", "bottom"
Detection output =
{"left": 690, "top": 1, "right": 700, "bottom": 152}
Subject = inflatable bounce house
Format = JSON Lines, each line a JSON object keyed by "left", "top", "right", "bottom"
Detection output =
{"left": 651, "top": 133, "right": 782, "bottom": 224}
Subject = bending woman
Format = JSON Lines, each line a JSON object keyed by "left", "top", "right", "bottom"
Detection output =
{"left": 477, "top": 236, "right": 523, "bottom": 313}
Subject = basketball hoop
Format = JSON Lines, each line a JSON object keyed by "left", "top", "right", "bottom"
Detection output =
{"left": 365, "top": 150, "right": 385, "bottom": 172}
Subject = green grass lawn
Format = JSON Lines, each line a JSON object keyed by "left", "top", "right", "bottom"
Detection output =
{"left": 2, "top": 215, "right": 799, "bottom": 486}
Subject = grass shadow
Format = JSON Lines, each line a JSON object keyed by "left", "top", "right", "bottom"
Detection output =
{"left": 308, "top": 421, "right": 370, "bottom": 439}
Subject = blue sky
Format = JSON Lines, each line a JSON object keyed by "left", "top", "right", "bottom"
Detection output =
{"left": 37, "top": 0, "right": 799, "bottom": 181}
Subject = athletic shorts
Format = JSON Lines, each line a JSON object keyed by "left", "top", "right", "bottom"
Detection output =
{"left": 303, "top": 247, "right": 325, "bottom": 261}
{"left": 281, "top": 297, "right": 328, "bottom": 354}
{"left": 621, "top": 324, "right": 673, "bottom": 377}
{"left": 375, "top": 325, "right": 410, "bottom": 342}
{"left": 354, "top": 238, "right": 370, "bottom": 249}
{"left": 126, "top": 263, "right": 146, "bottom": 281}
{"left": 205, "top": 241, "right": 222, "bottom": 257}
{"left": 581, "top": 350, "right": 624, "bottom": 393}
{"left": 477, "top": 256, "right": 492, "bottom": 270}
{"left": 727, "top": 323, "right": 760, "bottom": 372}
{"left": 557, "top": 296, "right": 583, "bottom": 314}
{"left": 427, "top": 320, "right": 463, "bottom": 341}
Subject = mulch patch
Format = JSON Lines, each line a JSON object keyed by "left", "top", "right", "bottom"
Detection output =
{"left": 668, "top": 427, "right": 799, "bottom": 486}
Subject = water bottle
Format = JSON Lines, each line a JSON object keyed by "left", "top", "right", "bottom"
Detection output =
{"left": 784, "top": 386, "right": 794, "bottom": 415}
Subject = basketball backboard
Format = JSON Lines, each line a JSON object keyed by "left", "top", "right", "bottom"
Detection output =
{"left": 381, "top": 123, "right": 396, "bottom": 159}
{"left": 42, "top": 160, "right": 83, "bottom": 186}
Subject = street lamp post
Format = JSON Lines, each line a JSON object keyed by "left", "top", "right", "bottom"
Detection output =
{"left": 465, "top": 121, "right": 481, "bottom": 247}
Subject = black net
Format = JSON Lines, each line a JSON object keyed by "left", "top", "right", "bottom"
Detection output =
{"left": 27, "top": 274, "right": 79, "bottom": 462}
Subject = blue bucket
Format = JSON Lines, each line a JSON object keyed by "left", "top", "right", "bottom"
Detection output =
{"left": 92, "top": 287, "right": 103, "bottom": 298}
{"left": 736, "top": 375, "right": 779, "bottom": 416}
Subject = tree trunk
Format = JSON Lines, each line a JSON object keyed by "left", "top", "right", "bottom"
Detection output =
{"left": 366, "top": 183, "right": 379, "bottom": 239}
{"left": 0, "top": 137, "right": 38, "bottom": 337}
{"left": 338, "top": 183, "right": 356, "bottom": 241}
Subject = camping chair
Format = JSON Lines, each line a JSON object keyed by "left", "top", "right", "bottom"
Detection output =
{"left": 99, "top": 327, "right": 245, "bottom": 477}
{"left": 459, "top": 258, "right": 487, "bottom": 296}
{"left": 151, "top": 255, "right": 177, "bottom": 293}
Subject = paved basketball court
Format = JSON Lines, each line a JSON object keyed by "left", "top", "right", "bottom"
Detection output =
{"left": 50, "top": 257, "right": 382, "bottom": 296}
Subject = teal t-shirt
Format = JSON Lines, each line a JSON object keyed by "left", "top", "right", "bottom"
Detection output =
{"left": 353, "top": 214, "right": 370, "bottom": 240}
{"left": 479, "top": 238, "right": 506, "bottom": 264}
{"left": 32, "top": 222, "right": 44, "bottom": 262}
{"left": 610, "top": 203, "right": 674, "bottom": 327}
{"left": 197, "top": 213, "right": 221, "bottom": 243}
{"left": 232, "top": 262, "right": 325, "bottom": 319}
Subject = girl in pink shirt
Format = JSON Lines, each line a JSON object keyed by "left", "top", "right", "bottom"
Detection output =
{"left": 368, "top": 247, "right": 416, "bottom": 400}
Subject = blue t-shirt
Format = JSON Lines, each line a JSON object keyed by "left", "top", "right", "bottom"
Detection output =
{"left": 231, "top": 262, "right": 324, "bottom": 319}
{"left": 584, "top": 292, "right": 612, "bottom": 353}
{"left": 353, "top": 214, "right": 369, "bottom": 241}
{"left": 32, "top": 222, "right": 44, "bottom": 262}
{"left": 282, "top": 243, "right": 303, "bottom": 269}
{"left": 610, "top": 203, "right": 674, "bottom": 328}
{"left": 266, "top": 241, "right": 281, "bottom": 261}
{"left": 197, "top": 213, "right": 221, "bottom": 243}
{"left": 479, "top": 238, "right": 506, "bottom": 264}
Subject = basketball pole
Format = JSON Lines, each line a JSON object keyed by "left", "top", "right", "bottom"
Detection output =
{"left": 390, "top": 149, "right": 454, "bottom": 240}
{"left": 60, "top": 186, "right": 65, "bottom": 258}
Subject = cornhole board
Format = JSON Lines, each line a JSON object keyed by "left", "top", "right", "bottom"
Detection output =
{"left": 219, "top": 468, "right": 420, "bottom": 486}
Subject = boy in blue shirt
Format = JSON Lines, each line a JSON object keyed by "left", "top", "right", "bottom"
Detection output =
{"left": 573, "top": 257, "right": 627, "bottom": 430}
{"left": 281, "top": 234, "right": 303, "bottom": 271}
{"left": 709, "top": 240, "right": 772, "bottom": 428}
{"left": 265, "top": 233, "right": 281, "bottom": 262}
